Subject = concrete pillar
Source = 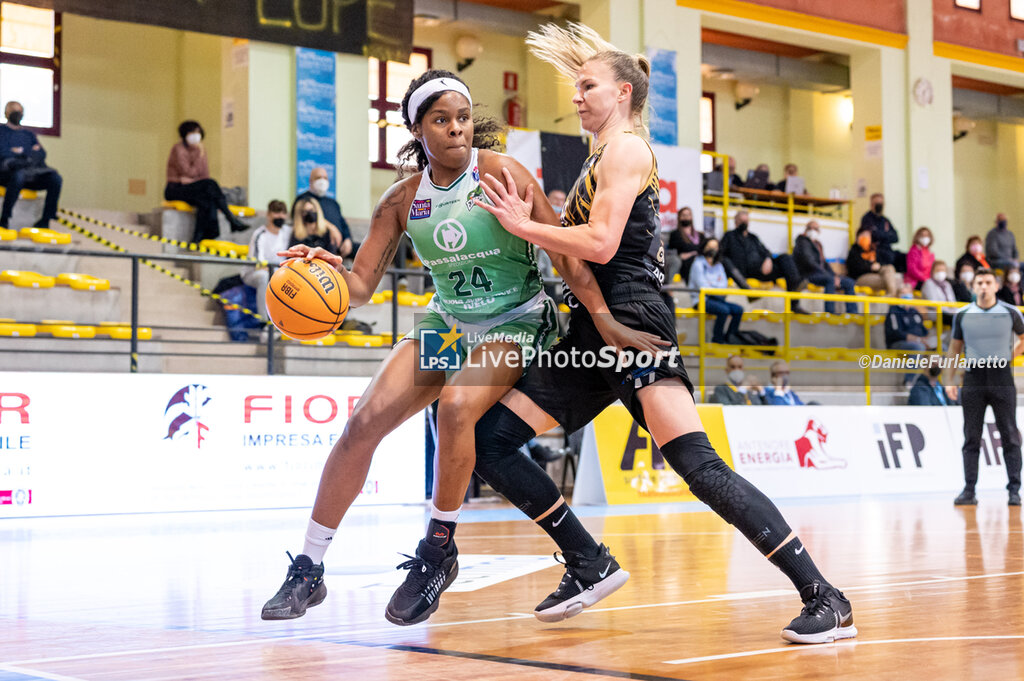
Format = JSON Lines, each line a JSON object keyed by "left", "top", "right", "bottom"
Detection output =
{"left": 335, "top": 54, "right": 371, "bottom": 219}
{"left": 247, "top": 43, "right": 295, "bottom": 211}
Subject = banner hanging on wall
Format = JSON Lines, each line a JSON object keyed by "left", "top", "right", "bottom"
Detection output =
{"left": 296, "top": 47, "right": 336, "bottom": 196}
{"left": 0, "top": 373, "right": 425, "bottom": 517}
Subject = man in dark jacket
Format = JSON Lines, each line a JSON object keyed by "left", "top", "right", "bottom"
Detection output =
{"left": 860, "top": 192, "right": 903, "bottom": 271}
{"left": 985, "top": 213, "right": 1019, "bottom": 272}
{"left": 793, "top": 221, "right": 857, "bottom": 314}
{"left": 0, "top": 101, "right": 62, "bottom": 228}
{"left": 908, "top": 365, "right": 958, "bottom": 406}
{"left": 721, "top": 210, "right": 806, "bottom": 313}
{"left": 886, "top": 284, "right": 932, "bottom": 384}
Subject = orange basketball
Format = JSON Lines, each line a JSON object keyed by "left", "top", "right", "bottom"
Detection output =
{"left": 265, "top": 258, "right": 349, "bottom": 340}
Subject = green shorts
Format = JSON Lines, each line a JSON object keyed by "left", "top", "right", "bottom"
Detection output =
{"left": 404, "top": 291, "right": 558, "bottom": 372}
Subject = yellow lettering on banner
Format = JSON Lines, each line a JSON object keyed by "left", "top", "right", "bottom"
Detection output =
{"left": 295, "top": 0, "right": 327, "bottom": 31}
{"left": 258, "top": 0, "right": 292, "bottom": 27}
{"left": 333, "top": 0, "right": 359, "bottom": 35}
{"left": 865, "top": 125, "right": 882, "bottom": 142}
{"left": 591, "top": 404, "right": 733, "bottom": 505}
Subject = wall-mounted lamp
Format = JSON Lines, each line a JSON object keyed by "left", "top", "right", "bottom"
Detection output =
{"left": 455, "top": 35, "right": 483, "bottom": 72}
{"left": 839, "top": 96, "right": 854, "bottom": 128}
{"left": 734, "top": 82, "right": 759, "bottom": 110}
{"left": 953, "top": 114, "right": 975, "bottom": 142}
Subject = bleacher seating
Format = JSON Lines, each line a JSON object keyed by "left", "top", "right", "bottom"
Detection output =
{"left": 159, "top": 201, "right": 257, "bottom": 254}
{"left": 0, "top": 186, "right": 43, "bottom": 225}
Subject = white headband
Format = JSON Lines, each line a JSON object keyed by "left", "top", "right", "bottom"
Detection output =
{"left": 406, "top": 78, "right": 473, "bottom": 124}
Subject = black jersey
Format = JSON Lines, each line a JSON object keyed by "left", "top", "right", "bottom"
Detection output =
{"left": 561, "top": 132, "right": 666, "bottom": 307}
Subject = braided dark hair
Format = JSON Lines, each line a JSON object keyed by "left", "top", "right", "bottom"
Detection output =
{"left": 395, "top": 69, "right": 504, "bottom": 178}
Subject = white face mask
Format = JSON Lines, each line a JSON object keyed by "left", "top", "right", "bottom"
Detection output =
{"left": 311, "top": 178, "right": 330, "bottom": 197}
{"left": 806, "top": 230, "right": 819, "bottom": 241}
{"left": 919, "top": 236, "right": 931, "bottom": 247}
{"left": 728, "top": 369, "right": 744, "bottom": 385}
{"left": 185, "top": 132, "right": 202, "bottom": 146}
{"left": 961, "top": 271, "right": 975, "bottom": 284}
{"left": 1010, "top": 272, "right": 1021, "bottom": 284}
{"left": 932, "top": 271, "right": 946, "bottom": 282}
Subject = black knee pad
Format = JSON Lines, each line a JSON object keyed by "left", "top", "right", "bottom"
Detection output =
{"left": 474, "top": 403, "right": 561, "bottom": 519}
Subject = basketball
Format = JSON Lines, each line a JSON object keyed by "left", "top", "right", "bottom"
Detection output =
{"left": 265, "top": 258, "right": 349, "bottom": 340}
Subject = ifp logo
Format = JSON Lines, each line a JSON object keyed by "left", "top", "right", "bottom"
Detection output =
{"left": 164, "top": 384, "right": 211, "bottom": 449}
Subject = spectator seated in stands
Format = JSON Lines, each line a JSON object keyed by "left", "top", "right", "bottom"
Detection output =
{"left": 985, "top": 212, "right": 1019, "bottom": 271}
{"left": 905, "top": 226, "right": 935, "bottom": 289}
{"left": 668, "top": 206, "right": 704, "bottom": 284}
{"left": 997, "top": 265, "right": 1023, "bottom": 307}
{"left": 953, "top": 263, "right": 975, "bottom": 303}
{"left": 720, "top": 210, "right": 807, "bottom": 313}
{"left": 955, "top": 235, "right": 989, "bottom": 282}
{"left": 763, "top": 361, "right": 804, "bottom": 406}
{"left": 242, "top": 200, "right": 292, "bottom": 314}
{"left": 547, "top": 189, "right": 566, "bottom": 219}
{"left": 907, "top": 364, "right": 959, "bottom": 406}
{"left": 690, "top": 238, "right": 743, "bottom": 344}
{"left": 774, "top": 163, "right": 807, "bottom": 195}
{"left": 921, "top": 260, "right": 957, "bottom": 325}
{"left": 847, "top": 227, "right": 899, "bottom": 297}
{"left": 860, "top": 192, "right": 903, "bottom": 271}
{"left": 886, "top": 283, "right": 933, "bottom": 385}
{"left": 0, "top": 101, "right": 61, "bottom": 228}
{"left": 745, "top": 163, "right": 771, "bottom": 189}
{"left": 165, "top": 120, "right": 247, "bottom": 242}
{"left": 726, "top": 156, "right": 745, "bottom": 188}
{"left": 291, "top": 197, "right": 344, "bottom": 255}
{"left": 793, "top": 221, "right": 857, "bottom": 314}
{"left": 294, "top": 167, "right": 358, "bottom": 259}
{"left": 711, "top": 355, "right": 766, "bottom": 405}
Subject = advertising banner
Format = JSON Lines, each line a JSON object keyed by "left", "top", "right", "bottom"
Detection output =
{"left": 0, "top": 373, "right": 424, "bottom": 517}
{"left": 651, "top": 143, "right": 704, "bottom": 233}
{"left": 296, "top": 47, "right": 336, "bottom": 196}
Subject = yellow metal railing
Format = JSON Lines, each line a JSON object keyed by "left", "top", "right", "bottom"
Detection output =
{"left": 693, "top": 287, "right": 970, "bottom": 405}
{"left": 702, "top": 151, "right": 856, "bottom": 247}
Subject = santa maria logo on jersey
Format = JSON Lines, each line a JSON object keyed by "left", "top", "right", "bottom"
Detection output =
{"left": 410, "top": 199, "right": 431, "bottom": 219}
{"left": 163, "top": 384, "right": 211, "bottom": 449}
{"left": 433, "top": 219, "right": 468, "bottom": 252}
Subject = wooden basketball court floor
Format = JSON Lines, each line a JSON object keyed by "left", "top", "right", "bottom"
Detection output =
{"left": 2, "top": 493, "right": 1022, "bottom": 681}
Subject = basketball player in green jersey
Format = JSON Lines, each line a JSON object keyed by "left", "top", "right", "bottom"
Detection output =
{"left": 261, "top": 70, "right": 663, "bottom": 625}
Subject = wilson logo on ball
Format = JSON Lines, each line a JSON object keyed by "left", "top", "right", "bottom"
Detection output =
{"left": 306, "top": 261, "right": 337, "bottom": 295}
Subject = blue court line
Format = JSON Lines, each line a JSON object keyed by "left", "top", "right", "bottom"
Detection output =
{"left": 0, "top": 672, "right": 56, "bottom": 681}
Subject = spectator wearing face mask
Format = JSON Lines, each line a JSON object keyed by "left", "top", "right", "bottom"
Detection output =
{"left": 908, "top": 364, "right": 959, "bottom": 406}
{"left": 921, "top": 260, "right": 957, "bottom": 326}
{"left": 998, "top": 265, "right": 1024, "bottom": 307}
{"left": 905, "top": 227, "right": 935, "bottom": 289}
{"left": 720, "top": 210, "right": 807, "bottom": 312}
{"left": 546, "top": 189, "right": 566, "bottom": 219}
{"left": 955, "top": 235, "right": 989, "bottom": 281}
{"left": 985, "top": 213, "right": 1019, "bottom": 271}
{"left": 290, "top": 197, "right": 340, "bottom": 255}
{"left": 165, "top": 120, "right": 247, "bottom": 242}
{"left": 711, "top": 355, "right": 766, "bottom": 405}
{"left": 0, "top": 100, "right": 62, "bottom": 228}
{"left": 885, "top": 283, "right": 932, "bottom": 384}
{"left": 860, "top": 192, "right": 903, "bottom": 271}
{"left": 794, "top": 221, "right": 857, "bottom": 314}
{"left": 294, "top": 167, "right": 355, "bottom": 258}
{"left": 764, "top": 361, "right": 804, "bottom": 406}
{"left": 242, "top": 199, "right": 293, "bottom": 314}
{"left": 847, "top": 227, "right": 899, "bottom": 297}
{"left": 689, "top": 238, "right": 743, "bottom": 344}
{"left": 668, "top": 205, "right": 704, "bottom": 284}
{"left": 953, "top": 264, "right": 975, "bottom": 303}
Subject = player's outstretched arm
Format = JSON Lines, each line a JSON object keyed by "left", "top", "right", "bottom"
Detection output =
{"left": 476, "top": 134, "right": 649, "bottom": 264}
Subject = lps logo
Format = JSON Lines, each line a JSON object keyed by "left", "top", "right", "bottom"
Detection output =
{"left": 164, "top": 384, "right": 211, "bottom": 449}
{"left": 875, "top": 423, "right": 925, "bottom": 469}
{"left": 794, "top": 419, "right": 847, "bottom": 469}
{"left": 433, "top": 219, "right": 467, "bottom": 253}
{"left": 419, "top": 326, "right": 463, "bottom": 371}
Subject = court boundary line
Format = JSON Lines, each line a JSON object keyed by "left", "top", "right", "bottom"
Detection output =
{"left": 8, "top": 570, "right": 1024, "bottom": 667}
{"left": 0, "top": 665, "right": 89, "bottom": 681}
{"left": 663, "top": 635, "right": 1024, "bottom": 665}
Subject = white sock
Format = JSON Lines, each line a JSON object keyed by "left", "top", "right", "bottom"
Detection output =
{"left": 430, "top": 504, "right": 461, "bottom": 522}
{"left": 302, "top": 518, "right": 336, "bottom": 565}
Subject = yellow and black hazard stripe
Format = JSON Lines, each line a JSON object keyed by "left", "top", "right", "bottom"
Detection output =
{"left": 57, "top": 208, "right": 267, "bottom": 266}
{"left": 56, "top": 215, "right": 267, "bottom": 324}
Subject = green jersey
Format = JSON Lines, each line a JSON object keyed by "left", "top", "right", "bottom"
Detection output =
{"left": 405, "top": 148, "right": 543, "bottom": 320}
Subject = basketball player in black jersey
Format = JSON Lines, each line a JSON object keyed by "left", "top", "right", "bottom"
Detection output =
{"left": 470, "top": 23, "right": 856, "bottom": 644}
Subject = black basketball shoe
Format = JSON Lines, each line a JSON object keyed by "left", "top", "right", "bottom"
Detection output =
{"left": 261, "top": 552, "right": 326, "bottom": 620}
{"left": 534, "top": 544, "right": 630, "bottom": 623}
{"left": 1009, "top": 490, "right": 1021, "bottom": 506}
{"left": 781, "top": 581, "right": 857, "bottom": 644}
{"left": 385, "top": 539, "right": 459, "bottom": 626}
{"left": 954, "top": 488, "right": 978, "bottom": 506}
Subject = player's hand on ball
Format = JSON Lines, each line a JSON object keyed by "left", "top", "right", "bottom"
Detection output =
{"left": 593, "top": 315, "right": 671, "bottom": 356}
{"left": 276, "top": 245, "right": 344, "bottom": 271}
{"left": 476, "top": 167, "right": 533, "bottom": 236}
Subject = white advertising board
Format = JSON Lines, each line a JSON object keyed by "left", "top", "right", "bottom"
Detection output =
{"left": 0, "top": 373, "right": 425, "bottom": 517}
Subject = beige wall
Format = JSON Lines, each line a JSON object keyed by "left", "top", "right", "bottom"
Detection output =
{"left": 953, "top": 119, "right": 1024, "bottom": 253}
{"left": 41, "top": 14, "right": 225, "bottom": 214}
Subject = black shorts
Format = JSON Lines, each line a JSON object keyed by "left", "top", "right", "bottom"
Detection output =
{"left": 514, "top": 292, "right": 693, "bottom": 434}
